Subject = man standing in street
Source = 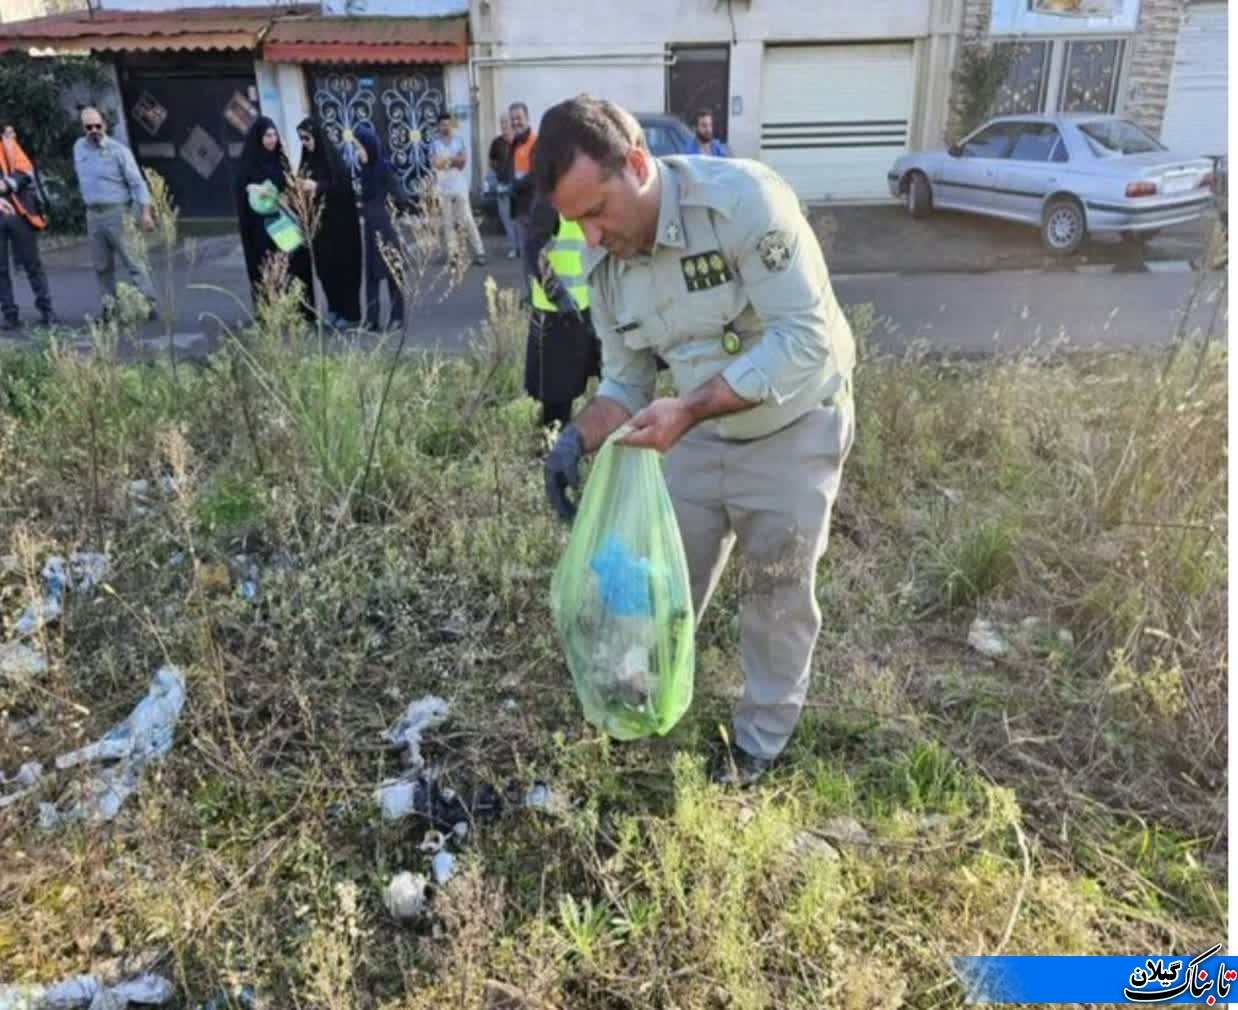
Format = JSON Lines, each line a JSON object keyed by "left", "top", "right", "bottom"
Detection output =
{"left": 432, "top": 112, "right": 486, "bottom": 266}
{"left": 72, "top": 106, "right": 158, "bottom": 318}
{"left": 692, "top": 109, "right": 730, "bottom": 157}
{"left": 508, "top": 101, "right": 538, "bottom": 294}
{"left": 0, "top": 125, "right": 55, "bottom": 330}
{"left": 537, "top": 96, "right": 855, "bottom": 786}
{"left": 488, "top": 113, "right": 519, "bottom": 260}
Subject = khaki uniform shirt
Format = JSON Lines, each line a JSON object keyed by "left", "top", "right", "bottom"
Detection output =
{"left": 585, "top": 156, "right": 855, "bottom": 442}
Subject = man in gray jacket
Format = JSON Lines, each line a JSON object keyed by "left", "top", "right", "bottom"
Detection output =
{"left": 72, "top": 106, "right": 157, "bottom": 318}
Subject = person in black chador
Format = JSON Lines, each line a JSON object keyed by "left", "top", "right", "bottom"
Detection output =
{"left": 235, "top": 115, "right": 313, "bottom": 318}
{"left": 296, "top": 117, "right": 361, "bottom": 328}
{"left": 352, "top": 123, "right": 404, "bottom": 331}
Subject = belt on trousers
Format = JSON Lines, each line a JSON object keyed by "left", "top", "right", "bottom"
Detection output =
{"left": 86, "top": 202, "right": 126, "bottom": 213}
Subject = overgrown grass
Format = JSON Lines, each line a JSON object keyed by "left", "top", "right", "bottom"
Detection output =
{"left": 0, "top": 282, "right": 1225, "bottom": 1008}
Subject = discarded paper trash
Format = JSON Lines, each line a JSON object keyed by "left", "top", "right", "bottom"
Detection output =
{"left": 13, "top": 553, "right": 110, "bottom": 638}
{"left": 0, "top": 972, "right": 172, "bottom": 1010}
{"left": 37, "top": 666, "right": 186, "bottom": 828}
{"left": 384, "top": 695, "right": 449, "bottom": 770}
{"left": 431, "top": 849, "right": 457, "bottom": 885}
{"left": 0, "top": 642, "right": 48, "bottom": 681}
{"left": 550, "top": 429, "right": 695, "bottom": 740}
{"left": 384, "top": 871, "right": 428, "bottom": 923}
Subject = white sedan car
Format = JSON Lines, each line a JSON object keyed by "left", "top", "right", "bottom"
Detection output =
{"left": 888, "top": 113, "right": 1216, "bottom": 255}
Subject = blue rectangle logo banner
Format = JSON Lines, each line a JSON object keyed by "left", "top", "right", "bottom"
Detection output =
{"left": 952, "top": 945, "right": 1232, "bottom": 1004}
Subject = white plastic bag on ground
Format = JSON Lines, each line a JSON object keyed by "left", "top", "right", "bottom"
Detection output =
{"left": 13, "top": 553, "right": 110, "bottom": 638}
{"left": 38, "top": 666, "right": 186, "bottom": 828}
{"left": 0, "top": 973, "right": 171, "bottom": 1010}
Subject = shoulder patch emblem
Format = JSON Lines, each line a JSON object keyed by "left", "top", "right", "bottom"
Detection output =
{"left": 757, "top": 231, "right": 792, "bottom": 272}
{"left": 681, "top": 250, "right": 733, "bottom": 292}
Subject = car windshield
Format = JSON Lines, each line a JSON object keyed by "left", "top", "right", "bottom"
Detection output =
{"left": 1078, "top": 119, "right": 1165, "bottom": 157}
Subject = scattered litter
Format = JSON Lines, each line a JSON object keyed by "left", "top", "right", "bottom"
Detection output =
{"left": 324, "top": 802, "right": 346, "bottom": 821}
{"left": 1057, "top": 628, "right": 1076, "bottom": 649}
{"left": 0, "top": 642, "right": 48, "bottom": 681}
{"left": 524, "top": 781, "right": 566, "bottom": 815}
{"left": 967, "top": 617, "right": 1009, "bottom": 659}
{"left": 0, "top": 761, "right": 43, "bottom": 810}
{"left": 238, "top": 581, "right": 259, "bottom": 602}
{"left": 0, "top": 554, "right": 18, "bottom": 577}
{"left": 384, "top": 695, "right": 449, "bottom": 770}
{"left": 921, "top": 814, "right": 951, "bottom": 831}
{"left": 376, "top": 774, "right": 503, "bottom": 826}
{"left": 790, "top": 831, "right": 840, "bottom": 864}
{"left": 13, "top": 553, "right": 110, "bottom": 638}
{"left": 501, "top": 698, "right": 519, "bottom": 713}
{"left": 384, "top": 871, "right": 428, "bottom": 922}
{"left": 37, "top": 666, "right": 186, "bottom": 828}
{"left": 452, "top": 821, "right": 469, "bottom": 842}
{"left": 0, "top": 972, "right": 172, "bottom": 1010}
{"left": 431, "top": 850, "right": 457, "bottom": 885}
{"left": 196, "top": 985, "right": 255, "bottom": 1010}
{"left": 818, "top": 816, "right": 871, "bottom": 847}
{"left": 419, "top": 829, "right": 446, "bottom": 854}
{"left": 166, "top": 552, "right": 187, "bottom": 570}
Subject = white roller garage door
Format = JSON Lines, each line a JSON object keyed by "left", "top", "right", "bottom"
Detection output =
{"left": 1160, "top": 2, "right": 1228, "bottom": 156}
{"left": 760, "top": 43, "right": 913, "bottom": 201}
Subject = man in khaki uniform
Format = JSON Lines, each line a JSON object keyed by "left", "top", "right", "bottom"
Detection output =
{"left": 538, "top": 96, "right": 855, "bottom": 785}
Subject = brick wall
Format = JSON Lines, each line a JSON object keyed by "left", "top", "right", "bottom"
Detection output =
{"left": 1122, "top": 0, "right": 1187, "bottom": 136}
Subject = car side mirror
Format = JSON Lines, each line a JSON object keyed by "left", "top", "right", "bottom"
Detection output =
{"left": 948, "top": 143, "right": 963, "bottom": 158}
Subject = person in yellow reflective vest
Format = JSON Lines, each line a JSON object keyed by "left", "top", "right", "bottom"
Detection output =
{"left": 523, "top": 193, "right": 600, "bottom": 428}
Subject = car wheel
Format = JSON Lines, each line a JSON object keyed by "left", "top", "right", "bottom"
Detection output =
{"left": 906, "top": 172, "right": 932, "bottom": 219}
{"left": 1042, "top": 198, "right": 1086, "bottom": 256}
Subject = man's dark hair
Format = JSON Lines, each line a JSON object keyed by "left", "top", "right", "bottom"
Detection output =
{"left": 532, "top": 95, "right": 644, "bottom": 196}
{"left": 695, "top": 108, "right": 713, "bottom": 123}
{"left": 437, "top": 110, "right": 452, "bottom": 123}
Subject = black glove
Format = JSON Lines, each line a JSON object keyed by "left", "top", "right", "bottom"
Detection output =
{"left": 544, "top": 423, "right": 584, "bottom": 522}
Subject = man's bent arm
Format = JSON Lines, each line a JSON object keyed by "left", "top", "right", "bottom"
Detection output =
{"left": 682, "top": 373, "right": 755, "bottom": 425}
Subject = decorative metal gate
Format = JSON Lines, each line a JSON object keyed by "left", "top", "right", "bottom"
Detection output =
{"left": 309, "top": 65, "right": 446, "bottom": 202}
{"left": 118, "top": 53, "right": 258, "bottom": 218}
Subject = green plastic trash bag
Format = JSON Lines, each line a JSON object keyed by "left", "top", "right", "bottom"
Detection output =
{"left": 246, "top": 181, "right": 280, "bottom": 215}
{"left": 264, "top": 209, "right": 304, "bottom": 253}
{"left": 247, "top": 182, "right": 304, "bottom": 254}
{"left": 550, "top": 427, "right": 695, "bottom": 740}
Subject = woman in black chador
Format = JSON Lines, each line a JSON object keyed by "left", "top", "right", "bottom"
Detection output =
{"left": 234, "top": 115, "right": 313, "bottom": 318}
{"left": 296, "top": 117, "right": 361, "bottom": 327}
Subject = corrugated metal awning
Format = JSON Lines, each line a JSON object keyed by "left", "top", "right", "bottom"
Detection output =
{"left": 261, "top": 15, "right": 467, "bottom": 64}
{"left": 0, "top": 5, "right": 314, "bottom": 54}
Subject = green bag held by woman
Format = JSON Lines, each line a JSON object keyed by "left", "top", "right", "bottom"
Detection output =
{"left": 247, "top": 181, "right": 304, "bottom": 254}
{"left": 550, "top": 427, "right": 695, "bottom": 740}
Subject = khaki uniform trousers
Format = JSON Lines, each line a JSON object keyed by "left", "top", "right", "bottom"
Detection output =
{"left": 664, "top": 395, "right": 854, "bottom": 761}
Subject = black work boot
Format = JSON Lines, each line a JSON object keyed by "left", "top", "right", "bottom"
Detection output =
{"left": 711, "top": 746, "right": 774, "bottom": 788}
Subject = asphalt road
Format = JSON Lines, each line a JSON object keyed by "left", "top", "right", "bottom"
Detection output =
{"left": 0, "top": 230, "right": 1226, "bottom": 358}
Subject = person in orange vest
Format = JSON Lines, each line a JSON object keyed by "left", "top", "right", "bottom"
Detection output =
{"left": 507, "top": 102, "right": 537, "bottom": 297}
{"left": 0, "top": 124, "right": 55, "bottom": 330}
